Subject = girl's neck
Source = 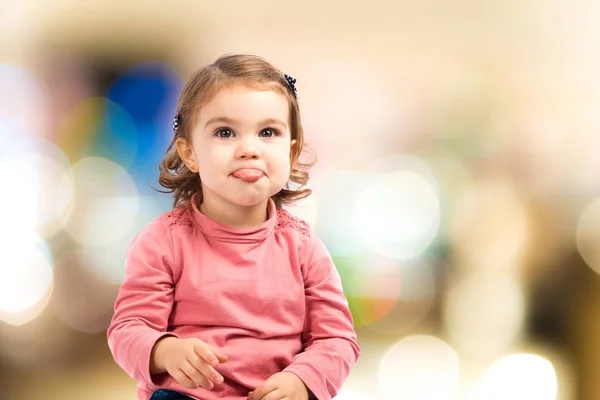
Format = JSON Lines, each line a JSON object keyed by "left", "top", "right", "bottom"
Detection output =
{"left": 198, "top": 195, "right": 269, "bottom": 229}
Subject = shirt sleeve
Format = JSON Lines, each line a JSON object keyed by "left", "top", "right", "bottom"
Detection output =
{"left": 107, "top": 218, "right": 179, "bottom": 386}
{"left": 283, "top": 230, "right": 360, "bottom": 400}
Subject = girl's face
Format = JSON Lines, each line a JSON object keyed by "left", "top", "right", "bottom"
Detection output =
{"left": 177, "top": 84, "right": 296, "bottom": 208}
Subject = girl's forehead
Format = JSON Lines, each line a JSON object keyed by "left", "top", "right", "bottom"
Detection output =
{"left": 212, "top": 83, "right": 285, "bottom": 100}
{"left": 200, "top": 85, "right": 289, "bottom": 115}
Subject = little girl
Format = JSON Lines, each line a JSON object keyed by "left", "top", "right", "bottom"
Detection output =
{"left": 107, "top": 54, "right": 360, "bottom": 400}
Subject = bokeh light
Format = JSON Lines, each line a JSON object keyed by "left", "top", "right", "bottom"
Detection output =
{"left": 60, "top": 157, "right": 139, "bottom": 246}
{"left": 0, "top": 230, "right": 53, "bottom": 325}
{"left": 444, "top": 271, "right": 526, "bottom": 357}
{"left": 449, "top": 178, "right": 530, "bottom": 272}
{"left": 312, "top": 170, "right": 374, "bottom": 257}
{"left": 359, "top": 257, "right": 437, "bottom": 335}
{"left": 83, "top": 196, "right": 167, "bottom": 284}
{"left": 476, "top": 353, "right": 558, "bottom": 400}
{"left": 423, "top": 156, "right": 473, "bottom": 237}
{"left": 92, "top": 100, "right": 139, "bottom": 169}
{"left": 56, "top": 97, "right": 138, "bottom": 168}
{"left": 354, "top": 169, "right": 440, "bottom": 260}
{"left": 0, "top": 137, "right": 74, "bottom": 238}
{"left": 0, "top": 117, "right": 27, "bottom": 158}
{"left": 0, "top": 63, "right": 49, "bottom": 138}
{"left": 576, "top": 196, "right": 600, "bottom": 274}
{"left": 343, "top": 255, "right": 402, "bottom": 327}
{"left": 379, "top": 335, "right": 460, "bottom": 400}
{"left": 56, "top": 97, "right": 105, "bottom": 161}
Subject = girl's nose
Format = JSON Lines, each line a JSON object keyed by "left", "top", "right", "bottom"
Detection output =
{"left": 235, "top": 136, "right": 260, "bottom": 159}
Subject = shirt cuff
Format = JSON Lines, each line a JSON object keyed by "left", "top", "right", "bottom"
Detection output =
{"left": 138, "top": 332, "right": 180, "bottom": 385}
{"left": 283, "top": 365, "right": 328, "bottom": 400}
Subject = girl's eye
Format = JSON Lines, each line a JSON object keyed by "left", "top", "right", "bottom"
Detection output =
{"left": 259, "top": 128, "right": 278, "bottom": 138}
{"left": 216, "top": 128, "right": 234, "bottom": 138}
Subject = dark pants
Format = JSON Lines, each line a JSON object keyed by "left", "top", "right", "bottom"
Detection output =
{"left": 150, "top": 389, "right": 195, "bottom": 400}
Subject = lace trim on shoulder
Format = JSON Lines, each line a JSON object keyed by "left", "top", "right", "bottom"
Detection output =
{"left": 156, "top": 206, "right": 195, "bottom": 229}
{"left": 275, "top": 208, "right": 310, "bottom": 237}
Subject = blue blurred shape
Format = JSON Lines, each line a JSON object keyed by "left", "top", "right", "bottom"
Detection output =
{"left": 95, "top": 100, "right": 139, "bottom": 169}
{"left": 107, "top": 62, "right": 182, "bottom": 125}
{"left": 107, "top": 62, "right": 183, "bottom": 194}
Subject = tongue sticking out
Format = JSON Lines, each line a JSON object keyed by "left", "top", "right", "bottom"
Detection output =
{"left": 232, "top": 168, "right": 264, "bottom": 183}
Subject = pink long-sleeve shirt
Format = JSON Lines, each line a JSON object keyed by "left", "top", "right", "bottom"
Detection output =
{"left": 107, "top": 194, "right": 360, "bottom": 400}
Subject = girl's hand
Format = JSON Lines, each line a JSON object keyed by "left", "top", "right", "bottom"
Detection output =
{"left": 247, "top": 372, "right": 310, "bottom": 400}
{"left": 150, "top": 337, "right": 228, "bottom": 390}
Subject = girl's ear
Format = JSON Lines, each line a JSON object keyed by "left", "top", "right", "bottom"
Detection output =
{"left": 176, "top": 137, "right": 198, "bottom": 173}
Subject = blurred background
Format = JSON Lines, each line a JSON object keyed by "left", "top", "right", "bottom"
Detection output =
{"left": 2, "top": 0, "right": 600, "bottom": 399}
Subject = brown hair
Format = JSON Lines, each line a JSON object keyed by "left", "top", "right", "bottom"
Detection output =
{"left": 157, "top": 54, "right": 314, "bottom": 209}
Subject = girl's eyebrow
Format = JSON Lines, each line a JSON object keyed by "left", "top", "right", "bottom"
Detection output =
{"left": 204, "top": 116, "right": 287, "bottom": 129}
{"left": 204, "top": 116, "right": 236, "bottom": 128}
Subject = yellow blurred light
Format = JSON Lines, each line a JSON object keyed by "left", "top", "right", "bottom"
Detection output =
{"left": 354, "top": 169, "right": 440, "bottom": 260}
{"left": 576, "top": 197, "right": 600, "bottom": 274}
{"left": 449, "top": 179, "right": 529, "bottom": 272}
{"left": 0, "top": 230, "right": 53, "bottom": 325}
{"left": 60, "top": 157, "right": 139, "bottom": 246}
{"left": 55, "top": 97, "right": 103, "bottom": 162}
{"left": 516, "top": 115, "right": 569, "bottom": 187}
{"left": 0, "top": 138, "right": 74, "bottom": 238}
{"left": 423, "top": 156, "right": 473, "bottom": 234}
{"left": 476, "top": 353, "right": 557, "bottom": 400}
{"left": 56, "top": 97, "right": 139, "bottom": 168}
{"left": 379, "top": 335, "right": 460, "bottom": 400}
{"left": 444, "top": 271, "right": 525, "bottom": 357}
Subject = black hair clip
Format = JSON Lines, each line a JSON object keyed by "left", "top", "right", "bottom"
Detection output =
{"left": 284, "top": 74, "right": 298, "bottom": 98}
{"left": 173, "top": 114, "right": 180, "bottom": 134}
